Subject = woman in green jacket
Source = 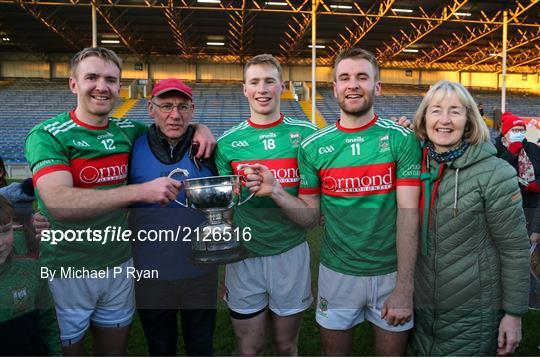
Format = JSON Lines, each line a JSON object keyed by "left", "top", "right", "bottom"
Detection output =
{"left": 411, "top": 80, "right": 530, "bottom": 356}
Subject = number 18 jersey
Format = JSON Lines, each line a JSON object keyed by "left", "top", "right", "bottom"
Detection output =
{"left": 215, "top": 114, "right": 317, "bottom": 257}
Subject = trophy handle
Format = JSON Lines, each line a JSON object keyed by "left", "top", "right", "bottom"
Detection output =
{"left": 237, "top": 192, "right": 254, "bottom": 206}
{"left": 235, "top": 164, "right": 255, "bottom": 207}
{"left": 167, "top": 168, "right": 190, "bottom": 208}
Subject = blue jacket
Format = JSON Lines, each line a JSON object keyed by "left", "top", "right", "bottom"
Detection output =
{"left": 129, "top": 125, "right": 217, "bottom": 280}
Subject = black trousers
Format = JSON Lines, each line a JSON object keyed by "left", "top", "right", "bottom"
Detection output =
{"left": 136, "top": 271, "right": 218, "bottom": 356}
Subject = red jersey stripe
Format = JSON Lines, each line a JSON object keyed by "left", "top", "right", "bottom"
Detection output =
{"left": 33, "top": 164, "right": 71, "bottom": 183}
{"left": 396, "top": 178, "right": 421, "bottom": 186}
{"left": 299, "top": 187, "right": 320, "bottom": 195}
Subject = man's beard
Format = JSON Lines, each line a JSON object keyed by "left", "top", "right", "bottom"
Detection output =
{"left": 338, "top": 92, "right": 375, "bottom": 118}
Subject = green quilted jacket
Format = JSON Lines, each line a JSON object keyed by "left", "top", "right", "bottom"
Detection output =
{"left": 412, "top": 142, "right": 530, "bottom": 356}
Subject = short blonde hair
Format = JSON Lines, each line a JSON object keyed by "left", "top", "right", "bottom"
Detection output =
{"left": 414, "top": 80, "right": 489, "bottom": 144}
{"left": 243, "top": 54, "right": 283, "bottom": 82}
{"left": 70, "top": 47, "right": 122, "bottom": 77}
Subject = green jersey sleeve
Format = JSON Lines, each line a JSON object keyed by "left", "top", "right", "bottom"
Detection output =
{"left": 130, "top": 120, "right": 148, "bottom": 141}
{"left": 112, "top": 118, "right": 148, "bottom": 142}
{"left": 25, "top": 129, "right": 69, "bottom": 175}
{"left": 394, "top": 131, "right": 422, "bottom": 186}
{"left": 298, "top": 143, "right": 320, "bottom": 195}
{"left": 215, "top": 143, "right": 234, "bottom": 175}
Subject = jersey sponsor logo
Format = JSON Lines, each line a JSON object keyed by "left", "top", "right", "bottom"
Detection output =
{"left": 320, "top": 163, "right": 395, "bottom": 196}
{"left": 96, "top": 132, "right": 114, "bottom": 140}
{"left": 318, "top": 145, "right": 335, "bottom": 155}
{"left": 258, "top": 132, "right": 277, "bottom": 140}
{"left": 231, "top": 157, "right": 300, "bottom": 187}
{"left": 70, "top": 153, "right": 129, "bottom": 188}
{"left": 232, "top": 140, "right": 250, "bottom": 148}
{"left": 72, "top": 139, "right": 91, "bottom": 148}
{"left": 345, "top": 136, "right": 365, "bottom": 143}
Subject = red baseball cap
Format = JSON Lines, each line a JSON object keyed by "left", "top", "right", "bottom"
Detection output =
{"left": 151, "top": 78, "right": 192, "bottom": 99}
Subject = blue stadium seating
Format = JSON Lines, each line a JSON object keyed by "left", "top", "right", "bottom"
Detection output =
{"left": 0, "top": 78, "right": 123, "bottom": 164}
{"left": 317, "top": 84, "right": 540, "bottom": 123}
{"left": 126, "top": 82, "right": 309, "bottom": 137}
{"left": 317, "top": 85, "right": 423, "bottom": 123}
{"left": 1, "top": 79, "right": 539, "bottom": 164}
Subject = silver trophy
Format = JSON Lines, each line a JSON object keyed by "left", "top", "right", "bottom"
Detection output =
{"left": 168, "top": 168, "right": 253, "bottom": 264}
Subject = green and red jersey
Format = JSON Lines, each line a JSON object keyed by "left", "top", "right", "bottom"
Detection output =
{"left": 25, "top": 111, "right": 147, "bottom": 270}
{"left": 0, "top": 256, "right": 61, "bottom": 356}
{"left": 299, "top": 115, "right": 421, "bottom": 276}
{"left": 215, "top": 114, "right": 317, "bottom": 257}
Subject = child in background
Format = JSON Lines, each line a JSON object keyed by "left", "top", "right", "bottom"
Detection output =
{"left": 0, "top": 196, "right": 61, "bottom": 355}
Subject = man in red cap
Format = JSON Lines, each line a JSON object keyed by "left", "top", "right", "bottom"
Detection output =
{"left": 129, "top": 78, "right": 219, "bottom": 356}
{"left": 495, "top": 111, "right": 540, "bottom": 308}
{"left": 25, "top": 48, "right": 216, "bottom": 356}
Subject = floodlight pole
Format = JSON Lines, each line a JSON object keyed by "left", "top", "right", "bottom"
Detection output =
{"left": 92, "top": 3, "right": 97, "bottom": 47}
{"left": 501, "top": 10, "right": 507, "bottom": 113}
{"left": 311, "top": 0, "right": 318, "bottom": 126}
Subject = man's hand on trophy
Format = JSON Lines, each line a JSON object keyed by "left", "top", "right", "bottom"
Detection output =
{"left": 243, "top": 164, "right": 279, "bottom": 197}
{"left": 138, "top": 177, "right": 182, "bottom": 206}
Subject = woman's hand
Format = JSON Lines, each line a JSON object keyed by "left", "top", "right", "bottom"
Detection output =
{"left": 497, "top": 314, "right": 522, "bottom": 355}
{"left": 530, "top": 232, "right": 540, "bottom": 245}
{"left": 390, "top": 115, "right": 414, "bottom": 130}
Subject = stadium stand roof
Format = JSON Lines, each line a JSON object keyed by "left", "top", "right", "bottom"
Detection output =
{"left": 0, "top": 0, "right": 539, "bottom": 73}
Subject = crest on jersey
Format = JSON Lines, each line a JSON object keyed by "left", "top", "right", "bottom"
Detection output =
{"left": 12, "top": 287, "right": 29, "bottom": 312}
{"left": 289, "top": 132, "right": 301, "bottom": 147}
{"left": 378, "top": 135, "right": 390, "bottom": 153}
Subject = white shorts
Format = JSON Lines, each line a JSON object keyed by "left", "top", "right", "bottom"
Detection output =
{"left": 224, "top": 241, "right": 313, "bottom": 316}
{"left": 48, "top": 259, "right": 136, "bottom": 346}
{"left": 316, "top": 264, "right": 413, "bottom": 332}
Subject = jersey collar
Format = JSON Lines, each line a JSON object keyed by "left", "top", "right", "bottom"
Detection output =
{"left": 70, "top": 110, "right": 109, "bottom": 130}
{"left": 248, "top": 113, "right": 284, "bottom": 129}
{"left": 336, "top": 114, "right": 378, "bottom": 133}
